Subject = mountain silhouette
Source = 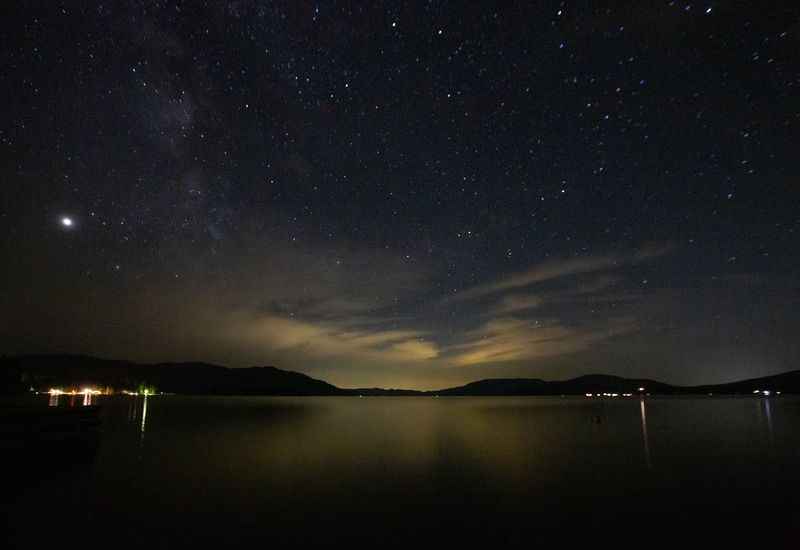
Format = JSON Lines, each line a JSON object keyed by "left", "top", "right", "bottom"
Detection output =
{"left": 1, "top": 354, "right": 340, "bottom": 395}
{"left": 2, "top": 354, "right": 799, "bottom": 395}
{"left": 437, "top": 374, "right": 676, "bottom": 395}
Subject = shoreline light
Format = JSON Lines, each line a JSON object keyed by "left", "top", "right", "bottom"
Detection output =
{"left": 45, "top": 387, "right": 160, "bottom": 397}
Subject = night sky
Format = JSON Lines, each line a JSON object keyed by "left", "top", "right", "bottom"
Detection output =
{"left": 2, "top": 2, "right": 799, "bottom": 389}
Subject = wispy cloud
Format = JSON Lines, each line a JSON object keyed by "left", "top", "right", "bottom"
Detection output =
{"left": 437, "top": 244, "right": 673, "bottom": 367}
{"left": 224, "top": 312, "right": 439, "bottom": 363}
{"left": 447, "top": 243, "right": 672, "bottom": 304}
{"left": 448, "top": 256, "right": 619, "bottom": 303}
{"left": 446, "top": 316, "right": 638, "bottom": 366}
{"left": 489, "top": 294, "right": 544, "bottom": 315}
{"left": 487, "top": 275, "right": 621, "bottom": 316}
{"left": 194, "top": 238, "right": 444, "bottom": 365}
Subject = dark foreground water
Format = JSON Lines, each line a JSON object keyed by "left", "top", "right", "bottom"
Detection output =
{"left": 6, "top": 395, "right": 800, "bottom": 547}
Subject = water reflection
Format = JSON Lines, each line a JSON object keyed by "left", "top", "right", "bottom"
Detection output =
{"left": 140, "top": 395, "right": 149, "bottom": 435}
{"left": 763, "top": 397, "right": 774, "bottom": 445}
{"left": 640, "top": 397, "right": 652, "bottom": 469}
{"left": 9, "top": 395, "right": 800, "bottom": 547}
{"left": 139, "top": 395, "right": 149, "bottom": 455}
{"left": 45, "top": 391, "right": 99, "bottom": 408}
{"left": 126, "top": 395, "right": 137, "bottom": 421}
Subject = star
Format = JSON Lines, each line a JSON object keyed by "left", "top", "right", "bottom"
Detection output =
{"left": 0, "top": 0, "right": 796, "bottom": 391}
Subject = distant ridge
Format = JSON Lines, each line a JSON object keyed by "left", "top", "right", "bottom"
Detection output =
{"left": 0, "top": 354, "right": 340, "bottom": 396}
{"left": 2, "top": 354, "right": 799, "bottom": 395}
{"left": 437, "top": 374, "right": 677, "bottom": 396}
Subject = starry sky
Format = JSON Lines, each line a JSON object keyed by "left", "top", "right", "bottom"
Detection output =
{"left": 1, "top": 2, "right": 799, "bottom": 389}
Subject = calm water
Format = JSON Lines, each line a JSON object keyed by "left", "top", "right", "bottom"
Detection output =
{"left": 6, "top": 395, "right": 800, "bottom": 547}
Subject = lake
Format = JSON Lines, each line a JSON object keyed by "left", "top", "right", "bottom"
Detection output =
{"left": 6, "top": 395, "right": 800, "bottom": 547}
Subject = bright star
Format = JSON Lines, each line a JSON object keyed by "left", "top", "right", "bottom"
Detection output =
{"left": 61, "top": 216, "right": 73, "bottom": 227}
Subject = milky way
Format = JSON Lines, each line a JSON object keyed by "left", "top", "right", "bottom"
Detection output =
{"left": 1, "top": 2, "right": 799, "bottom": 389}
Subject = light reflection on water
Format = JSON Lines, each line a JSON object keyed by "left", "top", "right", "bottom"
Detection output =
{"left": 97, "top": 395, "right": 800, "bottom": 503}
{"left": 763, "top": 397, "right": 774, "bottom": 444}
{"left": 640, "top": 397, "right": 651, "bottom": 469}
{"left": 9, "top": 395, "right": 800, "bottom": 545}
{"left": 140, "top": 395, "right": 148, "bottom": 435}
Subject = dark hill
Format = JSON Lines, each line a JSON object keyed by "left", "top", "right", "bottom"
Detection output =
{"left": 0, "top": 354, "right": 341, "bottom": 395}
{"left": 435, "top": 371, "right": 800, "bottom": 395}
{"left": 437, "top": 375, "right": 677, "bottom": 396}
{"left": 690, "top": 369, "right": 800, "bottom": 395}
{"left": 2, "top": 354, "right": 798, "bottom": 396}
{"left": 437, "top": 378, "right": 547, "bottom": 396}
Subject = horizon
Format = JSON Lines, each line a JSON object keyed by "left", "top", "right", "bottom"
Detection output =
{"left": 6, "top": 352, "right": 798, "bottom": 392}
{"left": 2, "top": 3, "right": 799, "bottom": 390}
